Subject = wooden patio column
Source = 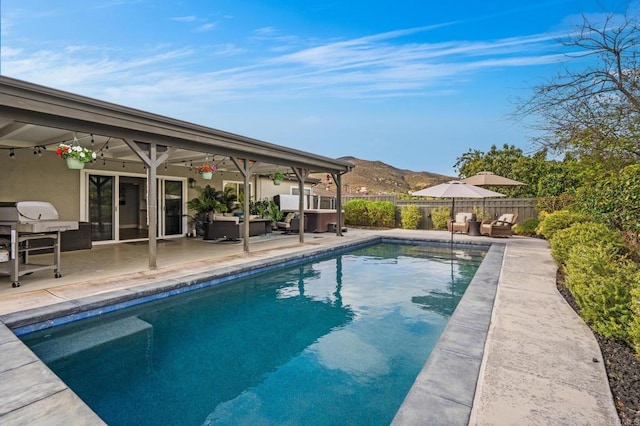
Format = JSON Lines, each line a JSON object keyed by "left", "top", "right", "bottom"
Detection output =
{"left": 124, "top": 139, "right": 176, "bottom": 268}
{"left": 292, "top": 167, "right": 310, "bottom": 243}
{"left": 230, "top": 157, "right": 259, "bottom": 252}
{"left": 332, "top": 172, "right": 344, "bottom": 236}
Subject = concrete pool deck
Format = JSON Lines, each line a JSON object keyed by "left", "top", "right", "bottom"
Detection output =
{"left": 0, "top": 229, "right": 621, "bottom": 425}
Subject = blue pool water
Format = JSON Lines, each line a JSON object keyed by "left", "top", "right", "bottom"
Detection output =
{"left": 21, "top": 242, "right": 485, "bottom": 425}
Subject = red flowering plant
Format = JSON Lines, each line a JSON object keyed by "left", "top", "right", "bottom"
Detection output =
{"left": 198, "top": 164, "right": 216, "bottom": 173}
{"left": 56, "top": 143, "right": 96, "bottom": 163}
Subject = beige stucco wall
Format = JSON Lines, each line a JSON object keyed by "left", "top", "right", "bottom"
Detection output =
{"left": 0, "top": 150, "right": 81, "bottom": 220}
{"left": 0, "top": 150, "right": 310, "bottom": 221}
{"left": 0, "top": 150, "right": 202, "bottom": 221}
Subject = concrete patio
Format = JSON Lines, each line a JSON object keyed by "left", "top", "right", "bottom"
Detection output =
{"left": 0, "top": 229, "right": 621, "bottom": 425}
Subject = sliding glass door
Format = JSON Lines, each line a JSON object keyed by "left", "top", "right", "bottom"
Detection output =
{"left": 85, "top": 172, "right": 185, "bottom": 243}
{"left": 161, "top": 179, "right": 183, "bottom": 236}
{"left": 88, "top": 175, "right": 114, "bottom": 241}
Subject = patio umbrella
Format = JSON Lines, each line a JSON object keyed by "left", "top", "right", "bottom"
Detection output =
{"left": 412, "top": 181, "right": 505, "bottom": 242}
{"left": 461, "top": 171, "right": 526, "bottom": 187}
{"left": 461, "top": 171, "right": 526, "bottom": 219}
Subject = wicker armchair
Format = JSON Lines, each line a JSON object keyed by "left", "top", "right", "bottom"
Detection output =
{"left": 480, "top": 212, "right": 518, "bottom": 237}
{"left": 447, "top": 212, "right": 474, "bottom": 233}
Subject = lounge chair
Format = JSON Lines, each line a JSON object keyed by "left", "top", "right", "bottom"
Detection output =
{"left": 447, "top": 212, "right": 474, "bottom": 233}
{"left": 480, "top": 212, "right": 518, "bottom": 237}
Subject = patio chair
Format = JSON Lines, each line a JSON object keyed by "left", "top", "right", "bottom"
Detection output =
{"left": 480, "top": 212, "right": 518, "bottom": 237}
{"left": 447, "top": 212, "right": 474, "bottom": 233}
{"left": 276, "top": 212, "right": 297, "bottom": 233}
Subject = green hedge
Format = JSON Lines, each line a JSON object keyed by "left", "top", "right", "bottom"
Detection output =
{"left": 630, "top": 286, "right": 640, "bottom": 355}
{"left": 514, "top": 217, "right": 539, "bottom": 236}
{"left": 400, "top": 205, "right": 421, "bottom": 229}
{"left": 550, "top": 222, "right": 625, "bottom": 265}
{"left": 344, "top": 200, "right": 396, "bottom": 228}
{"left": 536, "top": 209, "right": 589, "bottom": 240}
{"left": 430, "top": 207, "right": 450, "bottom": 230}
{"left": 344, "top": 200, "right": 370, "bottom": 226}
{"left": 576, "top": 164, "right": 640, "bottom": 237}
{"left": 564, "top": 242, "right": 640, "bottom": 341}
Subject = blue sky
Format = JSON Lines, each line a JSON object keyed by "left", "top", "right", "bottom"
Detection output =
{"left": 0, "top": 0, "right": 632, "bottom": 175}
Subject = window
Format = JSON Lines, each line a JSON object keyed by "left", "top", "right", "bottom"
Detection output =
{"left": 223, "top": 180, "right": 252, "bottom": 204}
{"left": 291, "top": 187, "right": 312, "bottom": 196}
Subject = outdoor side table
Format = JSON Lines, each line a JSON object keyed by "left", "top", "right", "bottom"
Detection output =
{"left": 467, "top": 220, "right": 481, "bottom": 236}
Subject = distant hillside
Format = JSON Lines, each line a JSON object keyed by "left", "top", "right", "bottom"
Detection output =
{"left": 312, "top": 156, "right": 453, "bottom": 195}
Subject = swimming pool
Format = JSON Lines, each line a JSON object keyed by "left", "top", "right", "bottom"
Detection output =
{"left": 20, "top": 241, "right": 486, "bottom": 425}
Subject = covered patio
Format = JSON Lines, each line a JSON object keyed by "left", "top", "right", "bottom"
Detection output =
{"left": 0, "top": 76, "right": 353, "bottom": 271}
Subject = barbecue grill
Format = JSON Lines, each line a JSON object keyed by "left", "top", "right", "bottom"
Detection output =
{"left": 0, "top": 201, "right": 78, "bottom": 288}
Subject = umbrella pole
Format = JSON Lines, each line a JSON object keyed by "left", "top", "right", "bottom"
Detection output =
{"left": 450, "top": 198, "right": 455, "bottom": 244}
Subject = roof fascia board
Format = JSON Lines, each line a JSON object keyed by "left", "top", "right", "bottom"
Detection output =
{"left": 0, "top": 76, "right": 353, "bottom": 174}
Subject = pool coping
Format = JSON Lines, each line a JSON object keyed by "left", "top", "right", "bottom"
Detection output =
{"left": 0, "top": 234, "right": 498, "bottom": 424}
{"left": 392, "top": 242, "right": 504, "bottom": 425}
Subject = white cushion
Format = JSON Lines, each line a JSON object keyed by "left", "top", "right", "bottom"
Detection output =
{"left": 455, "top": 213, "right": 468, "bottom": 223}
{"left": 213, "top": 215, "right": 239, "bottom": 224}
{"left": 498, "top": 214, "right": 514, "bottom": 223}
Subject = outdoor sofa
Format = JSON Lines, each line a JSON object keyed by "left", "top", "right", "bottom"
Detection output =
{"left": 204, "top": 215, "right": 271, "bottom": 240}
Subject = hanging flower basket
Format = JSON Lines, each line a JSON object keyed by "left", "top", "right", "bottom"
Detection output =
{"left": 273, "top": 172, "right": 284, "bottom": 185}
{"left": 65, "top": 157, "right": 85, "bottom": 169}
{"left": 56, "top": 142, "right": 96, "bottom": 170}
{"left": 198, "top": 164, "right": 216, "bottom": 180}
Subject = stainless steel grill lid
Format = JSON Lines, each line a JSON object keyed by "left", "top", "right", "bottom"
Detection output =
{"left": 16, "top": 201, "right": 60, "bottom": 221}
{"left": 0, "top": 201, "right": 78, "bottom": 232}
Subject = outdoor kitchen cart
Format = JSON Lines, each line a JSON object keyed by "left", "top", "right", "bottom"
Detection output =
{"left": 0, "top": 201, "right": 78, "bottom": 288}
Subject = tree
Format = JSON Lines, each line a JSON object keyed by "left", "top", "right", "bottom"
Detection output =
{"left": 517, "top": 4, "right": 640, "bottom": 170}
{"left": 454, "top": 144, "right": 583, "bottom": 198}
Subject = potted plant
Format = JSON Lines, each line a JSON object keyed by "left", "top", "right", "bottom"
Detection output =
{"left": 217, "top": 187, "right": 237, "bottom": 213}
{"left": 272, "top": 172, "right": 284, "bottom": 185}
{"left": 56, "top": 142, "right": 96, "bottom": 169}
{"left": 186, "top": 185, "right": 224, "bottom": 236}
{"left": 267, "top": 200, "right": 283, "bottom": 229}
{"left": 198, "top": 164, "right": 216, "bottom": 180}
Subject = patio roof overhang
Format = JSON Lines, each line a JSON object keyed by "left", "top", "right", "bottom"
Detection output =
{"left": 0, "top": 76, "right": 353, "bottom": 174}
{"left": 0, "top": 75, "right": 352, "bottom": 267}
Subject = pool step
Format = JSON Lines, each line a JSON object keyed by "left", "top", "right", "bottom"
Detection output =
{"left": 30, "top": 316, "right": 153, "bottom": 363}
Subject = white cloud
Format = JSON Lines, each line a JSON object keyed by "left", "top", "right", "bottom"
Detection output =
{"left": 171, "top": 15, "right": 197, "bottom": 22}
{"left": 196, "top": 22, "right": 216, "bottom": 32}
{"left": 0, "top": 23, "right": 570, "bottom": 107}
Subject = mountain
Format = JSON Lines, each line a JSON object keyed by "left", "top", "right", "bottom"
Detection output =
{"left": 312, "top": 156, "right": 454, "bottom": 195}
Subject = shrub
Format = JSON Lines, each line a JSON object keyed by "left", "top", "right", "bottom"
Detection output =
{"left": 514, "top": 218, "right": 539, "bottom": 236}
{"left": 536, "top": 194, "right": 574, "bottom": 214}
{"left": 629, "top": 286, "right": 640, "bottom": 355}
{"left": 575, "top": 164, "right": 640, "bottom": 241}
{"left": 430, "top": 207, "right": 450, "bottom": 230}
{"left": 564, "top": 243, "right": 640, "bottom": 340}
{"left": 630, "top": 286, "right": 640, "bottom": 353}
{"left": 368, "top": 201, "right": 396, "bottom": 227}
{"left": 344, "top": 200, "right": 371, "bottom": 226}
{"left": 400, "top": 205, "right": 422, "bottom": 229}
{"left": 536, "top": 209, "right": 589, "bottom": 240}
{"left": 343, "top": 200, "right": 395, "bottom": 228}
{"left": 472, "top": 206, "right": 488, "bottom": 222}
{"left": 550, "top": 222, "right": 625, "bottom": 265}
